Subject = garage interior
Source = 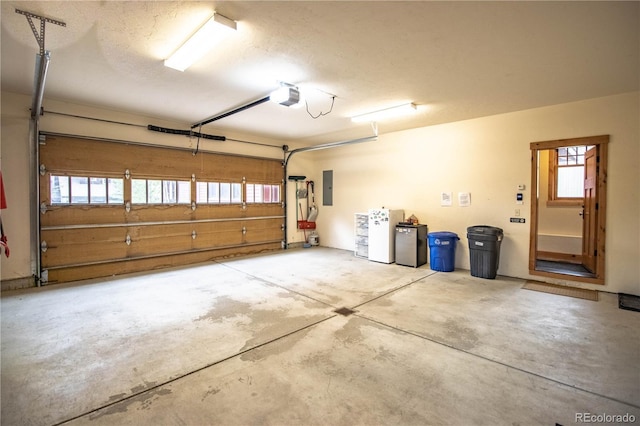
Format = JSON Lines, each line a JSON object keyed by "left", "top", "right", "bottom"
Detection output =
{"left": 1, "top": 1, "right": 639, "bottom": 425}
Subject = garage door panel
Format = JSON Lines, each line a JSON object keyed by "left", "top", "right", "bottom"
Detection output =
{"left": 243, "top": 204, "right": 284, "bottom": 217}
{"left": 246, "top": 229, "right": 285, "bottom": 243}
{"left": 41, "top": 136, "right": 131, "bottom": 174}
{"left": 39, "top": 134, "right": 284, "bottom": 283}
{"left": 193, "top": 205, "right": 258, "bottom": 220}
{"left": 197, "top": 157, "right": 283, "bottom": 182}
{"left": 191, "top": 222, "right": 246, "bottom": 249}
{"left": 243, "top": 219, "right": 285, "bottom": 243}
{"left": 41, "top": 206, "right": 128, "bottom": 227}
{"left": 41, "top": 136, "right": 283, "bottom": 181}
{"left": 42, "top": 227, "right": 128, "bottom": 266}
{"left": 41, "top": 241, "right": 127, "bottom": 267}
{"left": 45, "top": 242, "right": 283, "bottom": 284}
{"left": 127, "top": 206, "right": 196, "bottom": 223}
{"left": 127, "top": 235, "right": 195, "bottom": 257}
{"left": 41, "top": 223, "right": 276, "bottom": 268}
{"left": 42, "top": 227, "right": 128, "bottom": 244}
{"left": 42, "top": 136, "right": 195, "bottom": 177}
{"left": 41, "top": 200, "right": 283, "bottom": 227}
{"left": 127, "top": 223, "right": 243, "bottom": 255}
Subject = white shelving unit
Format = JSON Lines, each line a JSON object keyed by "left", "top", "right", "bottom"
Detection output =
{"left": 354, "top": 213, "right": 369, "bottom": 258}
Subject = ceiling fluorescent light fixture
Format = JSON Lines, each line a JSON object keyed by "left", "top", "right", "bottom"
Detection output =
{"left": 270, "top": 85, "right": 300, "bottom": 107}
{"left": 351, "top": 102, "right": 418, "bottom": 123}
{"left": 164, "top": 12, "right": 237, "bottom": 72}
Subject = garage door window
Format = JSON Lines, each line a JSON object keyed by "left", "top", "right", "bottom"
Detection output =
{"left": 196, "top": 181, "right": 242, "bottom": 204}
{"left": 132, "top": 178, "right": 191, "bottom": 204}
{"left": 50, "top": 175, "right": 123, "bottom": 205}
{"left": 246, "top": 183, "right": 281, "bottom": 204}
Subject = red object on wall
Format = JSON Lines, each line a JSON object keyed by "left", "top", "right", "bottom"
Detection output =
{"left": 0, "top": 171, "right": 6, "bottom": 209}
{"left": 0, "top": 170, "right": 8, "bottom": 257}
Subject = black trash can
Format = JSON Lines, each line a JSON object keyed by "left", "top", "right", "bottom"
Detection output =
{"left": 467, "top": 226, "right": 503, "bottom": 279}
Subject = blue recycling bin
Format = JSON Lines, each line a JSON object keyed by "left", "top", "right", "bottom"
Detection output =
{"left": 427, "top": 232, "right": 460, "bottom": 272}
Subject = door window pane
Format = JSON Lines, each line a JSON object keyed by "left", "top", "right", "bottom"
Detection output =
{"left": 162, "top": 180, "right": 177, "bottom": 204}
{"left": 196, "top": 182, "right": 207, "bottom": 203}
{"left": 263, "top": 185, "right": 272, "bottom": 203}
{"left": 90, "top": 178, "right": 107, "bottom": 204}
{"left": 208, "top": 182, "right": 220, "bottom": 203}
{"left": 254, "top": 184, "right": 263, "bottom": 203}
{"left": 231, "top": 183, "right": 242, "bottom": 203}
{"left": 219, "top": 183, "right": 231, "bottom": 203}
{"left": 108, "top": 178, "right": 124, "bottom": 204}
{"left": 557, "top": 166, "right": 584, "bottom": 198}
{"left": 147, "top": 180, "right": 162, "bottom": 203}
{"left": 177, "top": 181, "right": 191, "bottom": 204}
{"left": 132, "top": 179, "right": 147, "bottom": 204}
{"left": 246, "top": 184, "right": 255, "bottom": 203}
{"left": 50, "top": 175, "right": 70, "bottom": 204}
{"left": 71, "top": 177, "right": 89, "bottom": 204}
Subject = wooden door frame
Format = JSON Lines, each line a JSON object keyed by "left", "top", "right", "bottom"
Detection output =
{"left": 529, "top": 135, "right": 608, "bottom": 285}
{"left": 581, "top": 146, "right": 598, "bottom": 273}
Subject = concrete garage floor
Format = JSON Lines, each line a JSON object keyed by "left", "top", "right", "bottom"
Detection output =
{"left": 1, "top": 247, "right": 639, "bottom": 425}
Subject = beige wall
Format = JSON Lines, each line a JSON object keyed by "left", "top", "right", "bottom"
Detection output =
{"left": 309, "top": 92, "right": 639, "bottom": 295}
{"left": 1, "top": 92, "right": 33, "bottom": 281}
{"left": 2, "top": 91, "right": 639, "bottom": 295}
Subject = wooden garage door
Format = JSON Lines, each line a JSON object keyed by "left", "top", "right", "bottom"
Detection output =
{"left": 39, "top": 134, "right": 284, "bottom": 284}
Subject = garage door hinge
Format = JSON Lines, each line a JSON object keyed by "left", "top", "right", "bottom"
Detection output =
{"left": 192, "top": 230, "right": 197, "bottom": 239}
{"left": 242, "top": 226, "right": 247, "bottom": 235}
{"left": 40, "top": 240, "right": 48, "bottom": 252}
{"left": 40, "top": 202, "right": 47, "bottom": 214}
{"left": 40, "top": 270, "right": 49, "bottom": 284}
{"left": 125, "top": 235, "right": 131, "bottom": 245}
{"left": 39, "top": 134, "right": 47, "bottom": 144}
{"left": 39, "top": 164, "right": 46, "bottom": 176}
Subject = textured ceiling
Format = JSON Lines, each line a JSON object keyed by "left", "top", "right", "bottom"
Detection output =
{"left": 1, "top": 1, "right": 638, "bottom": 143}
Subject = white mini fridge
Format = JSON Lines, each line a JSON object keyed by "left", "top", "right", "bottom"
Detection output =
{"left": 368, "top": 208, "right": 404, "bottom": 263}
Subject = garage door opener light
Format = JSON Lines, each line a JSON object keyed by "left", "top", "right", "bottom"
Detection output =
{"left": 270, "top": 85, "right": 301, "bottom": 107}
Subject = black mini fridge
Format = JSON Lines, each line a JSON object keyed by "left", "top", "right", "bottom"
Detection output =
{"left": 395, "top": 224, "right": 428, "bottom": 267}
